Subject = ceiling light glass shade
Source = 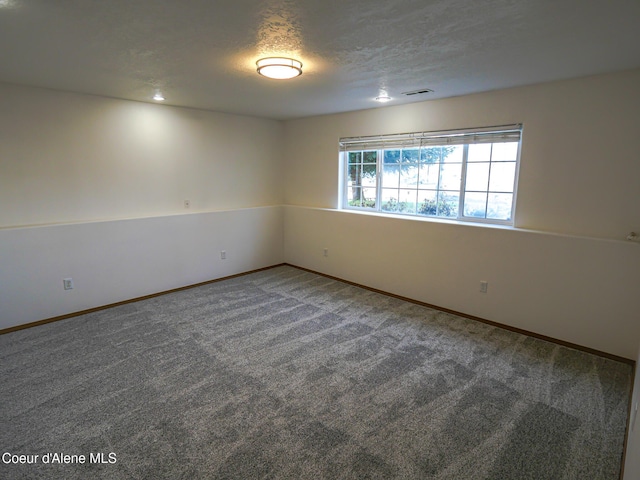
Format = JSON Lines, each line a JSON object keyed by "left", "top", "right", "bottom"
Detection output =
{"left": 153, "top": 92, "right": 165, "bottom": 101}
{"left": 256, "top": 57, "right": 303, "bottom": 79}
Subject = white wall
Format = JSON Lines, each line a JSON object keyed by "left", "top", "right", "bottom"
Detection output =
{"left": 283, "top": 69, "right": 640, "bottom": 241}
{"left": 0, "top": 83, "right": 285, "bottom": 329}
{"left": 0, "top": 83, "right": 284, "bottom": 227}
{"left": 282, "top": 69, "right": 640, "bottom": 359}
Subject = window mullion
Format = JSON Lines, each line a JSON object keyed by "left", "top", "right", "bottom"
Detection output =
{"left": 459, "top": 144, "right": 469, "bottom": 218}
{"left": 342, "top": 150, "right": 347, "bottom": 209}
{"left": 484, "top": 144, "right": 492, "bottom": 218}
{"left": 436, "top": 149, "right": 443, "bottom": 216}
{"left": 376, "top": 149, "right": 383, "bottom": 212}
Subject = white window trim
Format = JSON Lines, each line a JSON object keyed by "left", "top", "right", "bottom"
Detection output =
{"left": 340, "top": 124, "right": 523, "bottom": 226}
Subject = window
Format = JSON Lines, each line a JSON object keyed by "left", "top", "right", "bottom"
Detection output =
{"left": 341, "top": 124, "right": 522, "bottom": 224}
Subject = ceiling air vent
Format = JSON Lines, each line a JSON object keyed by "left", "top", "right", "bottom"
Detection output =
{"left": 402, "top": 88, "right": 433, "bottom": 96}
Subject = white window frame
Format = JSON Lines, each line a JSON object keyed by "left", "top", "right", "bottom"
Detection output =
{"left": 340, "top": 124, "right": 523, "bottom": 225}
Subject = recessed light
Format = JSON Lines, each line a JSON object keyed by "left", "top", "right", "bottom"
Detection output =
{"left": 375, "top": 95, "right": 391, "bottom": 103}
{"left": 256, "top": 57, "right": 303, "bottom": 80}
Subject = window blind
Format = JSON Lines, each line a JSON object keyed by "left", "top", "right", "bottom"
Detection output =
{"left": 339, "top": 124, "right": 522, "bottom": 151}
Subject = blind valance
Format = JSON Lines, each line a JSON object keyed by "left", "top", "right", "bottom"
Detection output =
{"left": 340, "top": 124, "right": 522, "bottom": 151}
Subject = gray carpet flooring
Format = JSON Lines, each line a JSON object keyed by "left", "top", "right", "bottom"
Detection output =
{"left": 0, "top": 265, "right": 632, "bottom": 479}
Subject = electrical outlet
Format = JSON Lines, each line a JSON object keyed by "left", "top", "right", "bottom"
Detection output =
{"left": 220, "top": 250, "right": 226, "bottom": 260}
{"left": 63, "top": 278, "right": 74, "bottom": 290}
{"left": 480, "top": 281, "right": 488, "bottom": 293}
{"left": 323, "top": 248, "right": 328, "bottom": 257}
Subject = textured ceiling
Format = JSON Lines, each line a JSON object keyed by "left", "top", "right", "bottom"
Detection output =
{"left": 1, "top": 0, "right": 639, "bottom": 120}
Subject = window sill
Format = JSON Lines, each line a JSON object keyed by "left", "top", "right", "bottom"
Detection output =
{"left": 340, "top": 206, "right": 515, "bottom": 230}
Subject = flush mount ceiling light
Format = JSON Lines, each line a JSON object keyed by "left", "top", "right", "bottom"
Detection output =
{"left": 256, "top": 57, "right": 303, "bottom": 79}
{"left": 153, "top": 91, "right": 165, "bottom": 101}
{"left": 375, "top": 95, "right": 391, "bottom": 103}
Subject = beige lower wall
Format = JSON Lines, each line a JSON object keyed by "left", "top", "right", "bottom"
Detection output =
{"left": 0, "top": 206, "right": 284, "bottom": 330}
{"left": 284, "top": 205, "right": 640, "bottom": 359}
